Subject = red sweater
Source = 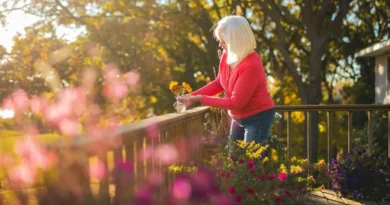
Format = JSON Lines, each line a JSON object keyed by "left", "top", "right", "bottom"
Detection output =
{"left": 191, "top": 51, "right": 275, "bottom": 119}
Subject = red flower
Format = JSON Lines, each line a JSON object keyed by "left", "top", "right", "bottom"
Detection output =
{"left": 284, "top": 191, "right": 292, "bottom": 197}
{"left": 258, "top": 174, "right": 267, "bottom": 180}
{"left": 246, "top": 188, "right": 254, "bottom": 194}
{"left": 226, "top": 172, "right": 231, "bottom": 179}
{"left": 247, "top": 160, "right": 255, "bottom": 169}
{"left": 269, "top": 173, "right": 276, "bottom": 181}
{"left": 239, "top": 159, "right": 244, "bottom": 164}
{"left": 274, "top": 196, "right": 283, "bottom": 204}
{"left": 220, "top": 170, "right": 225, "bottom": 177}
{"left": 229, "top": 187, "right": 236, "bottom": 194}
{"left": 236, "top": 195, "right": 242, "bottom": 202}
{"left": 278, "top": 173, "right": 287, "bottom": 181}
{"left": 230, "top": 155, "right": 236, "bottom": 160}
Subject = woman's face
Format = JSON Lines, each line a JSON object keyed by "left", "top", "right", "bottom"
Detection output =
{"left": 219, "top": 37, "right": 227, "bottom": 51}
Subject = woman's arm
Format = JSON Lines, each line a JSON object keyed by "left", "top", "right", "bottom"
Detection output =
{"left": 190, "top": 75, "right": 224, "bottom": 96}
{"left": 200, "top": 64, "right": 260, "bottom": 110}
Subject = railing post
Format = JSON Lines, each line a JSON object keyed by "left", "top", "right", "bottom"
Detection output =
{"left": 307, "top": 111, "right": 312, "bottom": 163}
{"left": 368, "top": 111, "right": 373, "bottom": 154}
{"left": 348, "top": 111, "right": 353, "bottom": 153}
{"left": 287, "top": 111, "right": 292, "bottom": 160}
{"left": 388, "top": 111, "right": 390, "bottom": 158}
{"left": 327, "top": 111, "right": 333, "bottom": 164}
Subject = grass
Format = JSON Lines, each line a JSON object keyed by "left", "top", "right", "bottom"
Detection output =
{"left": 0, "top": 130, "right": 61, "bottom": 154}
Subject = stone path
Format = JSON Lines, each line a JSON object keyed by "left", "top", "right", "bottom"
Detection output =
{"left": 303, "top": 190, "right": 390, "bottom": 205}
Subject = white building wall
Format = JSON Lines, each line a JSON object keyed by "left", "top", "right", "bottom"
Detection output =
{"left": 376, "top": 54, "right": 390, "bottom": 104}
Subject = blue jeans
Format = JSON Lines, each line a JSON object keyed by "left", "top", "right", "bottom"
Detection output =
{"left": 229, "top": 108, "right": 275, "bottom": 144}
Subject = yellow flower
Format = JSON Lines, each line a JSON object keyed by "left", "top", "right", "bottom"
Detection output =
{"left": 290, "top": 165, "right": 303, "bottom": 174}
{"left": 182, "top": 82, "right": 192, "bottom": 93}
{"left": 169, "top": 81, "right": 179, "bottom": 91}
{"left": 262, "top": 157, "right": 269, "bottom": 164}
{"left": 318, "top": 159, "right": 326, "bottom": 165}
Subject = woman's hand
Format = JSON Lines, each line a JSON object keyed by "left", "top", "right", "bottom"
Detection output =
{"left": 176, "top": 94, "right": 202, "bottom": 107}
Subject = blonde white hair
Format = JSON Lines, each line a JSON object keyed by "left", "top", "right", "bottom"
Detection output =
{"left": 213, "top": 15, "right": 256, "bottom": 65}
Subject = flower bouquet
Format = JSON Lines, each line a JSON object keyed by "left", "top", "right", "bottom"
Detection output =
{"left": 169, "top": 81, "right": 192, "bottom": 114}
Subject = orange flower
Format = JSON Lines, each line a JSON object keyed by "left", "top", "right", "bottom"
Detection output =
{"left": 182, "top": 82, "right": 192, "bottom": 93}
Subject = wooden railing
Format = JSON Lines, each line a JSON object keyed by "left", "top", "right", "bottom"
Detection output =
{"left": 275, "top": 104, "right": 390, "bottom": 163}
{"left": 47, "top": 106, "right": 210, "bottom": 204}
{"left": 2, "top": 104, "right": 390, "bottom": 204}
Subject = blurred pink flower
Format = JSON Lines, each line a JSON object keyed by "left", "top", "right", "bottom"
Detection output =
{"left": 125, "top": 70, "right": 140, "bottom": 86}
{"left": 89, "top": 160, "right": 106, "bottom": 179}
{"left": 238, "top": 159, "right": 244, "bottom": 164}
{"left": 103, "top": 63, "right": 120, "bottom": 83}
{"left": 11, "top": 89, "right": 29, "bottom": 113}
{"left": 247, "top": 160, "right": 255, "bottom": 169}
{"left": 14, "top": 137, "right": 54, "bottom": 170}
{"left": 157, "top": 144, "right": 178, "bottom": 165}
{"left": 147, "top": 171, "right": 163, "bottom": 186}
{"left": 226, "top": 172, "right": 231, "bottom": 179}
{"left": 258, "top": 174, "right": 267, "bottom": 180}
{"left": 102, "top": 81, "right": 128, "bottom": 101}
{"left": 228, "top": 187, "right": 236, "bottom": 194}
{"left": 246, "top": 188, "right": 254, "bottom": 194}
{"left": 58, "top": 118, "right": 80, "bottom": 137}
{"left": 284, "top": 191, "right": 292, "bottom": 197}
{"left": 9, "top": 163, "right": 36, "bottom": 186}
{"left": 172, "top": 177, "right": 192, "bottom": 200}
{"left": 269, "top": 173, "right": 276, "bottom": 181}
{"left": 235, "top": 195, "right": 242, "bottom": 202}
{"left": 146, "top": 121, "right": 159, "bottom": 139}
{"left": 140, "top": 145, "right": 153, "bottom": 161}
{"left": 274, "top": 196, "right": 283, "bottom": 204}
{"left": 278, "top": 173, "right": 287, "bottom": 181}
{"left": 30, "top": 96, "right": 47, "bottom": 114}
{"left": 2, "top": 89, "right": 29, "bottom": 114}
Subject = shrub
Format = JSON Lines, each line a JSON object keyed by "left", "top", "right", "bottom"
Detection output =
{"left": 207, "top": 137, "right": 328, "bottom": 205}
{"left": 328, "top": 147, "right": 390, "bottom": 201}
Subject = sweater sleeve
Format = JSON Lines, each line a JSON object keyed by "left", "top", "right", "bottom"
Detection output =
{"left": 190, "top": 75, "right": 224, "bottom": 96}
{"left": 200, "top": 64, "right": 260, "bottom": 110}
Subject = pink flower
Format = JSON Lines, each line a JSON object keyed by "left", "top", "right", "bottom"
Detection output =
{"left": 228, "top": 187, "right": 236, "bottom": 194}
{"left": 246, "top": 188, "right": 254, "bottom": 194}
{"left": 258, "top": 174, "right": 267, "bottom": 180}
{"left": 102, "top": 81, "right": 128, "bottom": 101}
{"left": 9, "top": 163, "right": 36, "bottom": 186}
{"left": 125, "top": 70, "right": 140, "bottom": 86}
{"left": 284, "top": 191, "right": 292, "bottom": 197}
{"left": 89, "top": 160, "right": 106, "bottom": 179}
{"left": 58, "top": 118, "right": 80, "bottom": 137}
{"left": 247, "top": 160, "right": 255, "bottom": 169}
{"left": 220, "top": 170, "right": 225, "bottom": 176}
{"left": 157, "top": 144, "right": 178, "bottom": 165}
{"left": 238, "top": 159, "right": 244, "bottom": 164}
{"left": 269, "top": 173, "right": 276, "bottom": 181}
{"left": 229, "top": 155, "right": 236, "bottom": 160}
{"left": 226, "top": 172, "right": 231, "bottom": 179}
{"left": 235, "top": 195, "right": 242, "bottom": 202}
{"left": 274, "top": 196, "right": 283, "bottom": 204}
{"left": 278, "top": 173, "right": 287, "bottom": 181}
{"left": 172, "top": 177, "right": 192, "bottom": 200}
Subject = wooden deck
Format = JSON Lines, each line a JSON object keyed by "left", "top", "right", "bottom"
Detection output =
{"left": 304, "top": 190, "right": 390, "bottom": 205}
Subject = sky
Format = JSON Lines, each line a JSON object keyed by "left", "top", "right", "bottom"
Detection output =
{"left": 0, "top": 9, "right": 40, "bottom": 52}
{"left": 0, "top": 0, "right": 82, "bottom": 53}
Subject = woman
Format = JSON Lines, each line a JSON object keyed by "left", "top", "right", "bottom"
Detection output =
{"left": 176, "top": 15, "right": 275, "bottom": 144}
